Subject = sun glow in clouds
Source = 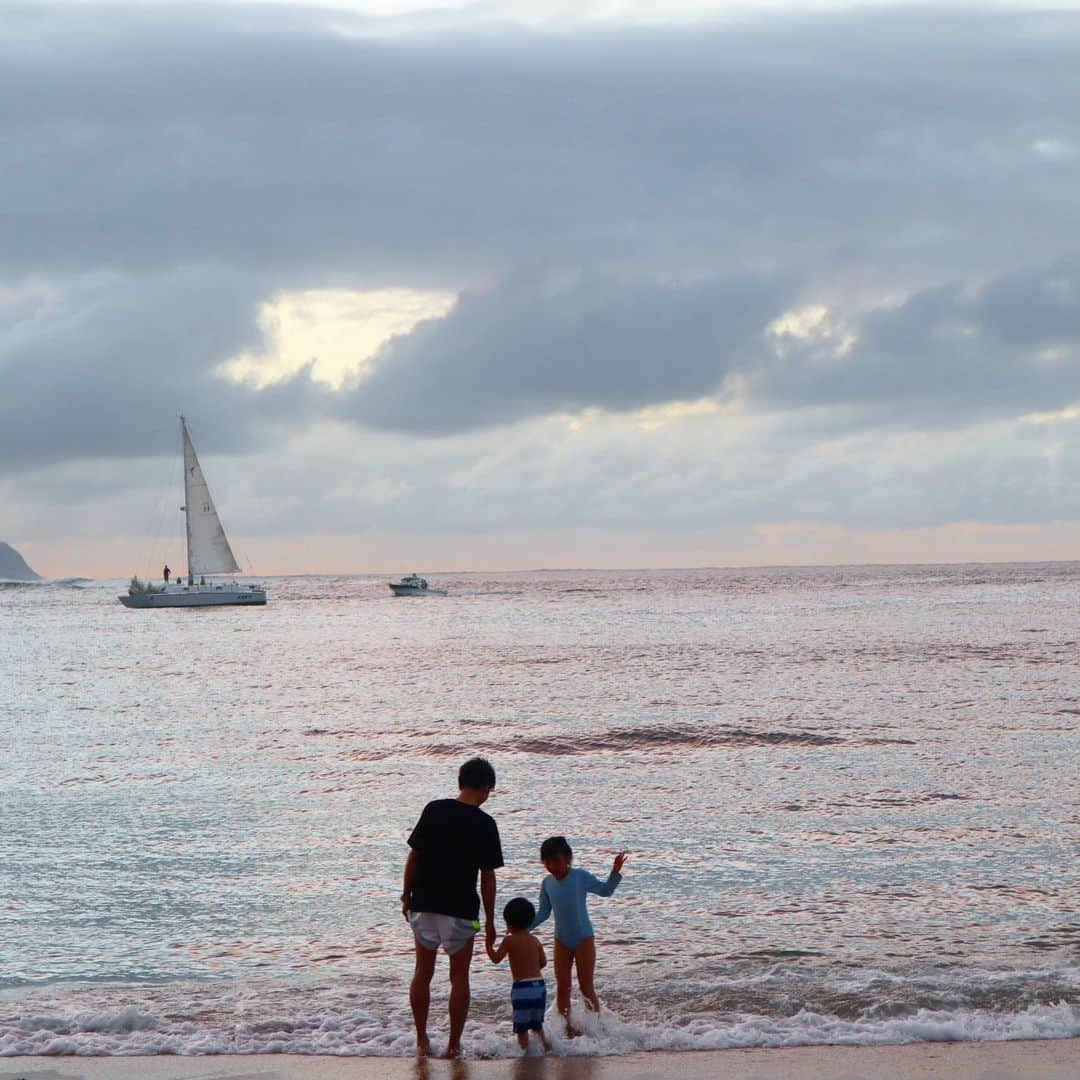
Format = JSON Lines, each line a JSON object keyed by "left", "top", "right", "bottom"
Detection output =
{"left": 766, "top": 305, "right": 856, "bottom": 362}
{"left": 219, "top": 287, "right": 455, "bottom": 389}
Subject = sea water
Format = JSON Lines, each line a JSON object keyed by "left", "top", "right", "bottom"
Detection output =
{"left": 1, "top": 564, "right": 1078, "bottom": 1057}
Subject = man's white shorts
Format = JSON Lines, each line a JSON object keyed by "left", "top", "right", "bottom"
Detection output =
{"left": 410, "top": 912, "right": 480, "bottom": 955}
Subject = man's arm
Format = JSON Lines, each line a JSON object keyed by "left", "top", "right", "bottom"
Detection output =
{"left": 401, "top": 848, "right": 418, "bottom": 920}
{"left": 480, "top": 868, "right": 497, "bottom": 947}
{"left": 402, "top": 803, "right": 431, "bottom": 920}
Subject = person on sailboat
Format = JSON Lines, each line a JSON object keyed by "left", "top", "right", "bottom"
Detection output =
{"left": 163, "top": 565, "right": 171, "bottom": 584}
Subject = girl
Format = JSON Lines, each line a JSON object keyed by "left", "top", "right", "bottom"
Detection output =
{"left": 531, "top": 836, "right": 627, "bottom": 1033}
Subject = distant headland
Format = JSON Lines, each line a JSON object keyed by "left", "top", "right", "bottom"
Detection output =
{"left": 0, "top": 541, "right": 41, "bottom": 580}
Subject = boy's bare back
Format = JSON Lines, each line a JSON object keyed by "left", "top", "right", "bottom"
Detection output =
{"left": 491, "top": 929, "right": 546, "bottom": 981}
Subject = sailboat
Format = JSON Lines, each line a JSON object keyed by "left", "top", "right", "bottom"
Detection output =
{"left": 119, "top": 417, "right": 267, "bottom": 608}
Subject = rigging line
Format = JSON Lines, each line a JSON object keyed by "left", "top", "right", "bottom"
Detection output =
{"left": 129, "top": 417, "right": 186, "bottom": 581}
{"left": 232, "top": 511, "right": 257, "bottom": 574}
{"left": 237, "top": 545, "right": 257, "bottom": 576}
{"left": 146, "top": 473, "right": 178, "bottom": 580}
{"left": 141, "top": 418, "right": 187, "bottom": 581}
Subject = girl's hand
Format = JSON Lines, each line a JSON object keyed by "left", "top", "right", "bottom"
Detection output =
{"left": 612, "top": 851, "right": 629, "bottom": 874}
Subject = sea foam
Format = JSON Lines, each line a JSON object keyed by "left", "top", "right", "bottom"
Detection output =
{"left": 2, "top": 1001, "right": 1078, "bottom": 1058}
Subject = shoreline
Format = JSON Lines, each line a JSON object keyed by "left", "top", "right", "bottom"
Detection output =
{"left": 1, "top": 1039, "right": 1078, "bottom": 1079}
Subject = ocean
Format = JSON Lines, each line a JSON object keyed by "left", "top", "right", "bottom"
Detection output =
{"left": 1, "top": 564, "right": 1078, "bottom": 1057}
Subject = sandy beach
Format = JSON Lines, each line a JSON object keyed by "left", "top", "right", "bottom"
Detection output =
{"left": 2, "top": 1039, "right": 1078, "bottom": 1080}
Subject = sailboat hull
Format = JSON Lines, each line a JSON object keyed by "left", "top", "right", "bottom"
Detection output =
{"left": 119, "top": 585, "right": 266, "bottom": 608}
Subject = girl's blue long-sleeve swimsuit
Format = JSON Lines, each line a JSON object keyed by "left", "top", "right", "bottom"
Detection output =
{"left": 531, "top": 867, "right": 622, "bottom": 949}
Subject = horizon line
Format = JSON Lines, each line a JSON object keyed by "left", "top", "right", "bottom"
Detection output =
{"left": 21, "top": 554, "right": 1080, "bottom": 583}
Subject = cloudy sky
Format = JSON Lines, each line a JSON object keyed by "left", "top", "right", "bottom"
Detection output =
{"left": 5, "top": 0, "right": 1080, "bottom": 576}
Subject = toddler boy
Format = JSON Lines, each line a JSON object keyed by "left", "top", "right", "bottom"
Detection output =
{"left": 487, "top": 897, "right": 552, "bottom": 1053}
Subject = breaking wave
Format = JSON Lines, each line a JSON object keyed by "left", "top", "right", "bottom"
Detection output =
{"left": 0, "top": 577, "right": 93, "bottom": 589}
{"left": 5, "top": 961, "right": 1077, "bottom": 1058}
{"left": 2, "top": 999, "right": 1077, "bottom": 1058}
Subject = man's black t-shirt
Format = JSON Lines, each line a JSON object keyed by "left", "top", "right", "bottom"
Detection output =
{"left": 407, "top": 798, "right": 504, "bottom": 920}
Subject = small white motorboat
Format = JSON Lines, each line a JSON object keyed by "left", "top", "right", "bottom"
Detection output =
{"left": 389, "top": 573, "right": 447, "bottom": 597}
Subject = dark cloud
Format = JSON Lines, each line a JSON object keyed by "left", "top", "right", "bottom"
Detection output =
{"left": 750, "top": 261, "right": 1080, "bottom": 423}
{"left": 3, "top": 5, "right": 1080, "bottom": 284}
{"left": 344, "top": 271, "right": 793, "bottom": 432}
{"left": 0, "top": 267, "right": 323, "bottom": 470}
{"left": 342, "top": 259, "right": 1080, "bottom": 434}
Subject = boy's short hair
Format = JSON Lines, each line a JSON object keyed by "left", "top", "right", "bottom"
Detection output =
{"left": 458, "top": 757, "right": 496, "bottom": 791}
{"left": 540, "top": 835, "right": 572, "bottom": 861}
{"left": 503, "top": 897, "right": 535, "bottom": 930}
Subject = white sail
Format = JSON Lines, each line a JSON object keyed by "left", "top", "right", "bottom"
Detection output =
{"left": 181, "top": 418, "right": 242, "bottom": 576}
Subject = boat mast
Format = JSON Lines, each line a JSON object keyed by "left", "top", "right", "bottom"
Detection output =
{"left": 181, "top": 415, "right": 193, "bottom": 585}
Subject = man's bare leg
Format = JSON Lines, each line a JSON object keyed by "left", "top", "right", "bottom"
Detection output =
{"left": 575, "top": 936, "right": 601, "bottom": 1012}
{"left": 538, "top": 1028, "right": 552, "bottom": 1053}
{"left": 444, "top": 937, "right": 475, "bottom": 1058}
{"left": 553, "top": 939, "right": 579, "bottom": 1036}
{"left": 410, "top": 943, "right": 437, "bottom": 1056}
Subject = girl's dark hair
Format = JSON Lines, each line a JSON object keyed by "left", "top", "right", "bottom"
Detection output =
{"left": 540, "top": 835, "right": 572, "bottom": 860}
{"left": 458, "top": 757, "right": 496, "bottom": 791}
{"left": 503, "top": 897, "right": 536, "bottom": 930}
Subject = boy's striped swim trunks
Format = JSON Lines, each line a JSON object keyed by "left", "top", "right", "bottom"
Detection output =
{"left": 510, "top": 977, "right": 547, "bottom": 1033}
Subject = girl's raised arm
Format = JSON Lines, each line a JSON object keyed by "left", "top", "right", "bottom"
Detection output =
{"left": 584, "top": 864, "right": 623, "bottom": 897}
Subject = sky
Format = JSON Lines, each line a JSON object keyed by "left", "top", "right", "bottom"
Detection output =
{"left": 4, "top": 0, "right": 1080, "bottom": 576}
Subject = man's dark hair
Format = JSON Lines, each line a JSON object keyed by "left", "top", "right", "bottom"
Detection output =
{"left": 540, "top": 835, "right": 572, "bottom": 861}
{"left": 503, "top": 897, "right": 535, "bottom": 930}
{"left": 458, "top": 757, "right": 496, "bottom": 791}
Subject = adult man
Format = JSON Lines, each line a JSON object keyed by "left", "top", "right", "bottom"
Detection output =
{"left": 402, "top": 757, "right": 503, "bottom": 1058}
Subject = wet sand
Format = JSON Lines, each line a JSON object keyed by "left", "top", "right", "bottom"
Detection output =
{"left": 1, "top": 1039, "right": 1077, "bottom": 1080}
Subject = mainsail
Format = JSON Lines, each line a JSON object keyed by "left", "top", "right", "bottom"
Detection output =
{"left": 181, "top": 418, "right": 242, "bottom": 576}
